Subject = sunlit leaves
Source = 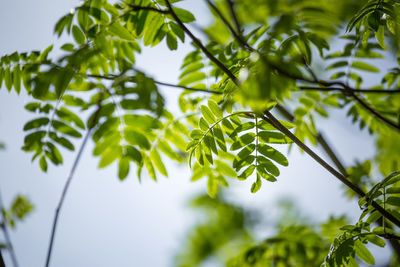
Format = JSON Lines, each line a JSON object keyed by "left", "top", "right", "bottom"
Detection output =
{"left": 187, "top": 106, "right": 292, "bottom": 194}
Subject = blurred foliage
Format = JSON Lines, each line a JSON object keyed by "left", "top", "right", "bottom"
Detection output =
{"left": 176, "top": 195, "right": 350, "bottom": 267}
{"left": 1, "top": 0, "right": 400, "bottom": 265}
{"left": 1, "top": 195, "right": 34, "bottom": 229}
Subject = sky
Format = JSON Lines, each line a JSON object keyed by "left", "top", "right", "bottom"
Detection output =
{"left": 0, "top": 0, "right": 391, "bottom": 266}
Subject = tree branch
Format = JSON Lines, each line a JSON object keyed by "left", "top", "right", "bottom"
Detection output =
{"left": 0, "top": 191, "right": 19, "bottom": 267}
{"left": 299, "top": 86, "right": 400, "bottom": 94}
{"left": 44, "top": 100, "right": 103, "bottom": 267}
{"left": 225, "top": 0, "right": 241, "bottom": 35}
{"left": 350, "top": 92, "right": 400, "bottom": 131}
{"left": 205, "top": 0, "right": 251, "bottom": 51}
{"left": 125, "top": 3, "right": 170, "bottom": 14}
{"left": 165, "top": 0, "right": 240, "bottom": 85}
{"left": 263, "top": 109, "right": 400, "bottom": 227}
{"left": 275, "top": 104, "right": 400, "bottom": 259}
{"left": 85, "top": 73, "right": 223, "bottom": 95}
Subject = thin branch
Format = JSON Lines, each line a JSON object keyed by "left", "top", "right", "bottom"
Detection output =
{"left": 0, "top": 251, "right": 5, "bottom": 267}
{"left": 153, "top": 80, "right": 223, "bottom": 94}
{"left": 0, "top": 190, "right": 19, "bottom": 267}
{"left": 125, "top": 3, "right": 170, "bottom": 14}
{"left": 298, "top": 86, "right": 400, "bottom": 94}
{"left": 225, "top": 0, "right": 241, "bottom": 35}
{"left": 165, "top": 0, "right": 240, "bottom": 85}
{"left": 263, "top": 110, "right": 400, "bottom": 228}
{"left": 205, "top": 0, "right": 251, "bottom": 51}
{"left": 275, "top": 104, "right": 400, "bottom": 258}
{"left": 350, "top": 92, "right": 400, "bottom": 131}
{"left": 44, "top": 131, "right": 91, "bottom": 267}
{"left": 85, "top": 73, "right": 223, "bottom": 95}
{"left": 44, "top": 101, "right": 103, "bottom": 267}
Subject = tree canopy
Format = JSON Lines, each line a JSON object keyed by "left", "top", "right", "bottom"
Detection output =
{"left": 1, "top": 0, "right": 400, "bottom": 266}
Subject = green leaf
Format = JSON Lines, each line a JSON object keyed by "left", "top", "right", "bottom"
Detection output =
{"left": 258, "top": 144, "right": 288, "bottom": 166}
{"left": 213, "top": 124, "right": 226, "bottom": 152}
{"left": 387, "top": 196, "right": 400, "bottom": 206}
{"left": 13, "top": 65, "right": 21, "bottom": 94}
{"left": 143, "top": 13, "right": 164, "bottom": 46}
{"left": 354, "top": 239, "right": 375, "bottom": 265}
{"left": 166, "top": 32, "right": 178, "bottom": 50}
{"left": 173, "top": 8, "right": 195, "bottom": 23}
{"left": 208, "top": 100, "right": 223, "bottom": 119}
{"left": 144, "top": 155, "right": 157, "bottom": 181}
{"left": 169, "top": 22, "right": 185, "bottom": 42}
{"left": 258, "top": 131, "right": 293, "bottom": 144}
{"left": 72, "top": 25, "right": 86, "bottom": 45}
{"left": 230, "top": 133, "right": 255, "bottom": 151}
{"left": 56, "top": 107, "right": 85, "bottom": 129}
{"left": 257, "top": 156, "right": 280, "bottom": 176}
{"left": 109, "top": 22, "right": 135, "bottom": 41}
{"left": 124, "top": 128, "right": 150, "bottom": 150}
{"left": 207, "top": 176, "right": 218, "bottom": 198}
{"left": 238, "top": 165, "right": 255, "bottom": 180}
{"left": 150, "top": 149, "right": 168, "bottom": 176}
{"left": 39, "top": 155, "right": 48, "bottom": 172}
{"left": 125, "top": 146, "right": 142, "bottom": 163}
{"left": 118, "top": 157, "right": 130, "bottom": 180}
{"left": 251, "top": 175, "right": 262, "bottom": 193}
{"left": 201, "top": 105, "right": 216, "bottom": 124}
{"left": 99, "top": 147, "right": 120, "bottom": 168}
{"left": 199, "top": 117, "right": 209, "bottom": 131}
{"left": 366, "top": 235, "right": 385, "bottom": 247}
{"left": 179, "top": 72, "right": 206, "bottom": 86}
{"left": 52, "top": 120, "right": 82, "bottom": 138}
{"left": 257, "top": 165, "right": 277, "bottom": 181}
{"left": 215, "top": 160, "right": 236, "bottom": 177}
{"left": 23, "top": 118, "right": 50, "bottom": 131}
{"left": 190, "top": 129, "right": 203, "bottom": 140}
{"left": 351, "top": 61, "right": 379, "bottom": 73}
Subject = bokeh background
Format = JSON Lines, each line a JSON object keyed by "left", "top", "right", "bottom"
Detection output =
{"left": 0, "top": 0, "right": 389, "bottom": 266}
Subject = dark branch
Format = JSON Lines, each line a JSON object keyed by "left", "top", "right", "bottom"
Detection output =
{"left": 225, "top": 0, "right": 241, "bottom": 35}
{"left": 0, "top": 191, "right": 19, "bottom": 267}
{"left": 299, "top": 86, "right": 400, "bottom": 94}
{"left": 350, "top": 92, "right": 400, "bottom": 132}
{"left": 45, "top": 100, "right": 103, "bottom": 267}
{"left": 263, "top": 110, "right": 400, "bottom": 227}
{"left": 165, "top": 0, "right": 240, "bottom": 85}
{"left": 154, "top": 80, "right": 223, "bottom": 94}
{"left": 125, "top": 3, "right": 170, "bottom": 14}
{"left": 85, "top": 73, "right": 223, "bottom": 95}
{"left": 206, "top": 0, "right": 251, "bottom": 51}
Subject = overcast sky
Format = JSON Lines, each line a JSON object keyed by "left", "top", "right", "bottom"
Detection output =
{"left": 0, "top": 0, "right": 391, "bottom": 266}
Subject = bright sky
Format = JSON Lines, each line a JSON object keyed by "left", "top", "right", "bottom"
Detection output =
{"left": 0, "top": 0, "right": 391, "bottom": 266}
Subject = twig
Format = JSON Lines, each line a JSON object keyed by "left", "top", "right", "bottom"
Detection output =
{"left": 44, "top": 100, "right": 103, "bottom": 267}
{"left": 0, "top": 190, "right": 19, "bottom": 267}
{"left": 205, "top": 0, "right": 251, "bottom": 51}
{"left": 298, "top": 86, "right": 400, "bottom": 94}
{"left": 225, "top": 0, "right": 241, "bottom": 35}
{"left": 125, "top": 3, "right": 170, "bottom": 14}
{"left": 263, "top": 110, "right": 400, "bottom": 227}
{"left": 350, "top": 92, "right": 400, "bottom": 131}
{"left": 165, "top": 0, "right": 240, "bottom": 85}
{"left": 85, "top": 73, "right": 223, "bottom": 95}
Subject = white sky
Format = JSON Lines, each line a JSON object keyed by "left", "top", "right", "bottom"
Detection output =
{"left": 0, "top": 0, "right": 391, "bottom": 266}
